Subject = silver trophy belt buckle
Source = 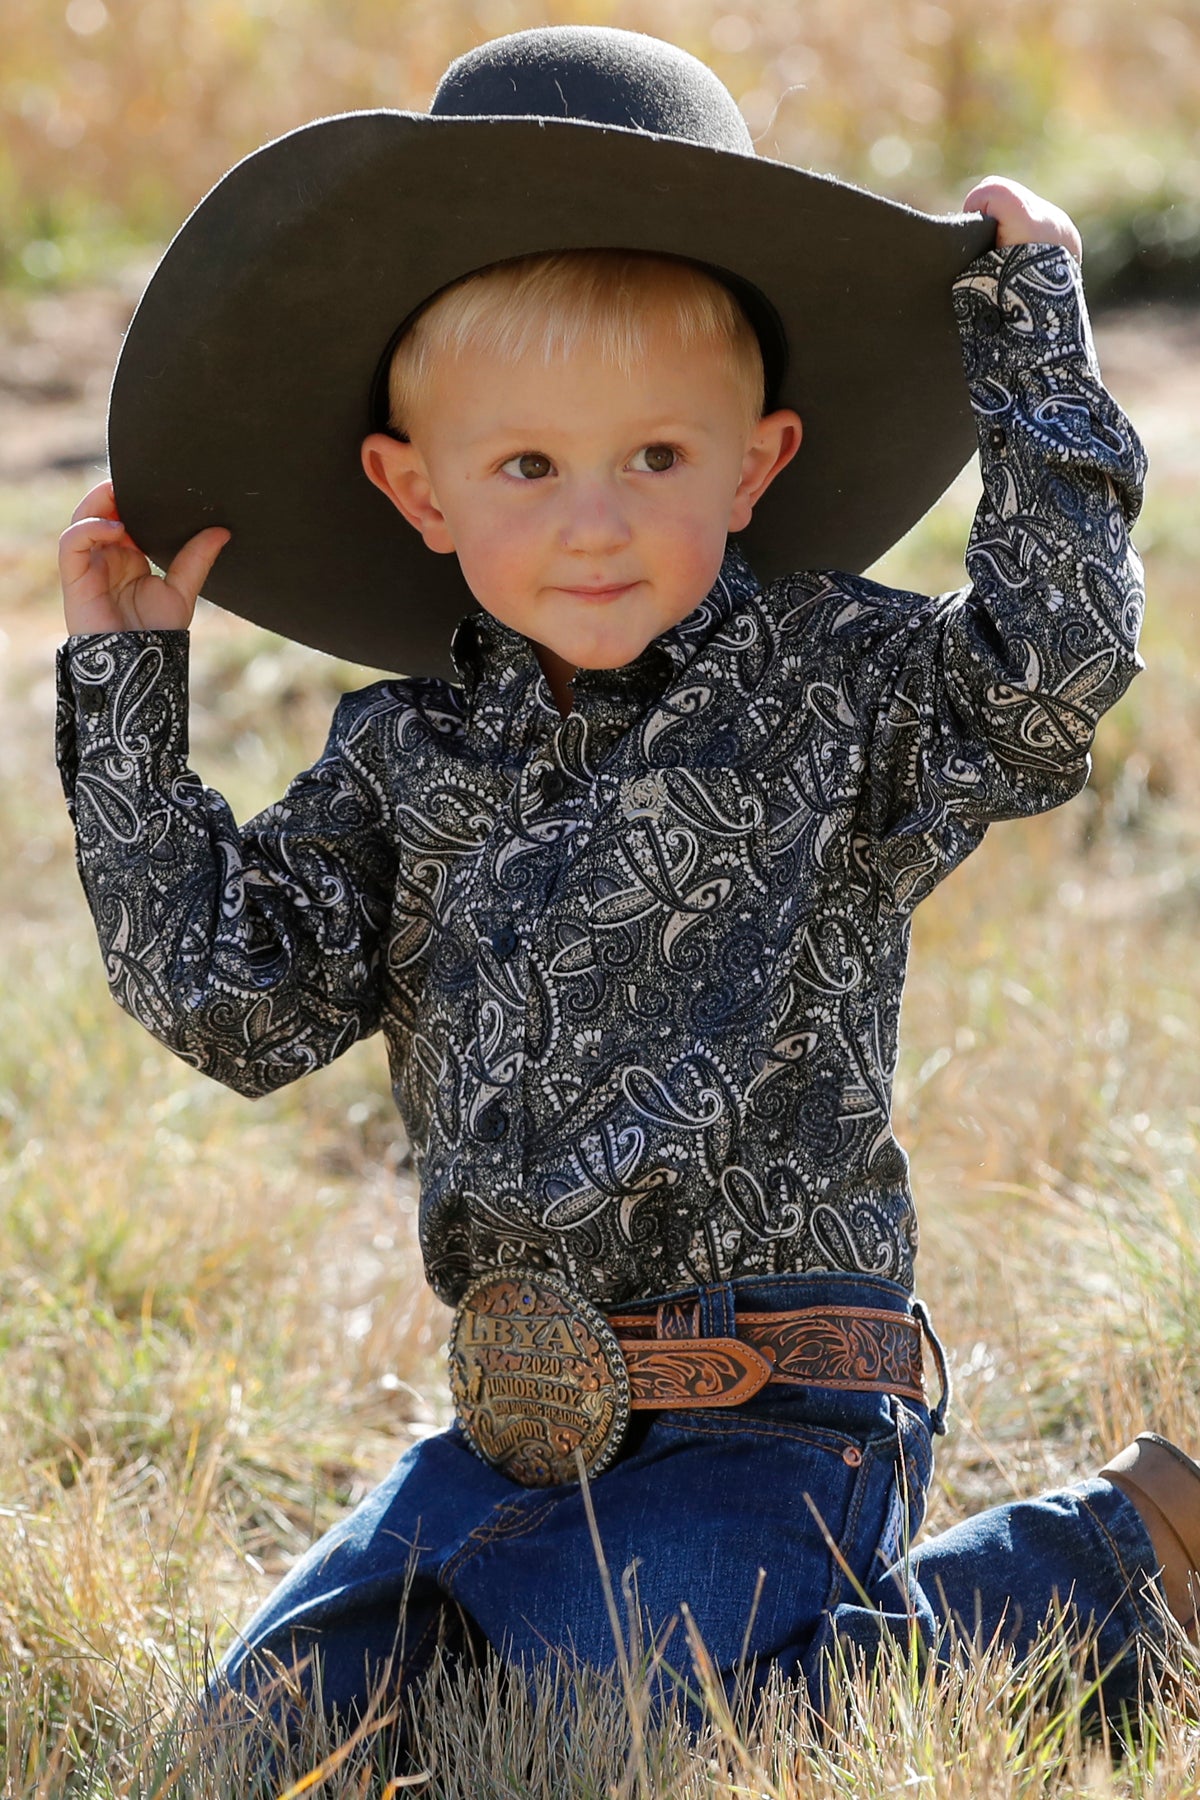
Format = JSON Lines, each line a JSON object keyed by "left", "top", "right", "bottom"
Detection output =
{"left": 448, "top": 1267, "right": 632, "bottom": 1488}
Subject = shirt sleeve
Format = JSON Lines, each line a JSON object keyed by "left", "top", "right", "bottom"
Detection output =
{"left": 851, "top": 240, "right": 1147, "bottom": 913}
{"left": 55, "top": 630, "right": 398, "bottom": 1095}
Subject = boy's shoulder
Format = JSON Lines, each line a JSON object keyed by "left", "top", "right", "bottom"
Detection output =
{"left": 614, "top": 562, "right": 967, "bottom": 771}
{"left": 754, "top": 563, "right": 963, "bottom": 664}
{"left": 331, "top": 668, "right": 471, "bottom": 747}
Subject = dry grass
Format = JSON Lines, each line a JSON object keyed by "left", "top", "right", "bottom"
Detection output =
{"left": 1, "top": 213, "right": 1199, "bottom": 1800}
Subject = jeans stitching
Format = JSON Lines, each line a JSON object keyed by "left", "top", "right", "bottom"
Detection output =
{"left": 399, "top": 1605, "right": 447, "bottom": 1686}
{"left": 1076, "top": 1491, "right": 1166, "bottom": 1646}
{"left": 820, "top": 1438, "right": 884, "bottom": 1615}
{"left": 649, "top": 1414, "right": 874, "bottom": 1454}
{"left": 443, "top": 1492, "right": 564, "bottom": 1584}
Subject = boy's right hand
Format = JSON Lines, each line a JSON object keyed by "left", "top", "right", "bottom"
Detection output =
{"left": 59, "top": 479, "right": 230, "bottom": 635}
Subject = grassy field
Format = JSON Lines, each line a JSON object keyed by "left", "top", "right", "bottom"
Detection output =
{"left": 1, "top": 275, "right": 1198, "bottom": 1792}
{"left": 2, "top": 0, "right": 1200, "bottom": 1779}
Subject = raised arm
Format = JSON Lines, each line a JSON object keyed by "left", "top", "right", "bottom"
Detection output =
{"left": 850, "top": 184, "right": 1146, "bottom": 911}
{"left": 57, "top": 627, "right": 400, "bottom": 1096}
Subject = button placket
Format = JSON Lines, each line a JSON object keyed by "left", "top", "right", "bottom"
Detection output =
{"left": 476, "top": 1101, "right": 509, "bottom": 1143}
{"left": 540, "top": 765, "right": 568, "bottom": 804}
{"left": 467, "top": 792, "right": 533, "bottom": 1186}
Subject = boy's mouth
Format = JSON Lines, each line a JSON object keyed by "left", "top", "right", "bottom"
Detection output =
{"left": 557, "top": 582, "right": 639, "bottom": 600}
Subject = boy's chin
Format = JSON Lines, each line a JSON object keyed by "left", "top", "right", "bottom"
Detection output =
{"left": 571, "top": 652, "right": 649, "bottom": 671}
{"left": 554, "top": 628, "right": 676, "bottom": 671}
{"left": 536, "top": 639, "right": 658, "bottom": 677}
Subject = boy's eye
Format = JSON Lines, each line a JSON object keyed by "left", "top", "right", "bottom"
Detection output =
{"left": 502, "top": 453, "right": 554, "bottom": 480}
{"left": 631, "top": 444, "right": 677, "bottom": 472}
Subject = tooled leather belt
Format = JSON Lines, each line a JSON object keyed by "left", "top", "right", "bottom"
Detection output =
{"left": 448, "top": 1268, "right": 945, "bottom": 1489}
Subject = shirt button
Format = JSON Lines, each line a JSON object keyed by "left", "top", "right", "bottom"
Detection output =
{"left": 977, "top": 308, "right": 1001, "bottom": 337}
{"left": 477, "top": 1104, "right": 508, "bottom": 1142}
{"left": 540, "top": 766, "right": 568, "bottom": 803}
{"left": 491, "top": 924, "right": 519, "bottom": 959}
{"left": 988, "top": 426, "right": 1006, "bottom": 452}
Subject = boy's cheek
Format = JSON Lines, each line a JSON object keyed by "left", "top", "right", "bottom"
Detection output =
{"left": 657, "top": 513, "right": 733, "bottom": 593}
{"left": 451, "top": 536, "right": 539, "bottom": 624}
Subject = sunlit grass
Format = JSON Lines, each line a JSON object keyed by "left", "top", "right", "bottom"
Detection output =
{"left": 2, "top": 1613, "right": 1198, "bottom": 1797}
{"left": 2, "top": 287, "right": 1199, "bottom": 1786}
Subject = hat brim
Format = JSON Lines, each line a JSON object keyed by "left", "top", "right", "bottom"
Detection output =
{"left": 108, "top": 113, "right": 994, "bottom": 676}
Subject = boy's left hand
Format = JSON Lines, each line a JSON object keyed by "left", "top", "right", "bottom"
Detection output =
{"left": 962, "top": 176, "right": 1083, "bottom": 262}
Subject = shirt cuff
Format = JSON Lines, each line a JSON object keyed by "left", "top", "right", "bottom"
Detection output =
{"left": 951, "top": 239, "right": 1092, "bottom": 367}
{"left": 56, "top": 631, "right": 191, "bottom": 814}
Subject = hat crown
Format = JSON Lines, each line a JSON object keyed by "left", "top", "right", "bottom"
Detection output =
{"left": 430, "top": 25, "right": 755, "bottom": 155}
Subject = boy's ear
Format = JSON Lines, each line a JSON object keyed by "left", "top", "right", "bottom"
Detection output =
{"left": 360, "top": 432, "right": 456, "bottom": 554}
{"left": 728, "top": 409, "right": 803, "bottom": 533}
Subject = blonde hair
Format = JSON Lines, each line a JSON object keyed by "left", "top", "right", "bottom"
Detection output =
{"left": 386, "top": 249, "right": 765, "bottom": 437}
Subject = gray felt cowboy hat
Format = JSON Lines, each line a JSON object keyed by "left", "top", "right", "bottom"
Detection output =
{"left": 107, "top": 24, "right": 995, "bottom": 677}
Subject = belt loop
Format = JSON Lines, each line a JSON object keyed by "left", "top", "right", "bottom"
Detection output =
{"left": 912, "top": 1298, "right": 951, "bottom": 1435}
{"left": 699, "top": 1281, "right": 736, "bottom": 1339}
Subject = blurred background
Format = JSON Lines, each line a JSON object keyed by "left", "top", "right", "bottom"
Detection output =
{"left": 1, "top": 4, "right": 1199, "bottom": 1786}
{"left": 3, "top": 0, "right": 1199, "bottom": 298}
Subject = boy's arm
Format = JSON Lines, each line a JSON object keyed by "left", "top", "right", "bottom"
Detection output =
{"left": 56, "top": 629, "right": 398, "bottom": 1096}
{"left": 851, "top": 211, "right": 1146, "bottom": 912}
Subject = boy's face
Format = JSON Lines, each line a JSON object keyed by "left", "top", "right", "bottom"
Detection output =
{"left": 361, "top": 318, "right": 800, "bottom": 697}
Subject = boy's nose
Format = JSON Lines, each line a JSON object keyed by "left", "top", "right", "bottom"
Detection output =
{"left": 559, "top": 479, "right": 632, "bottom": 553}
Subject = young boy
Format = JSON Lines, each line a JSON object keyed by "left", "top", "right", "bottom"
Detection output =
{"left": 56, "top": 23, "right": 1200, "bottom": 1728}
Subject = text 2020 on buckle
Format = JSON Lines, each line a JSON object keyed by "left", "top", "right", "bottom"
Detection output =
{"left": 448, "top": 1267, "right": 632, "bottom": 1487}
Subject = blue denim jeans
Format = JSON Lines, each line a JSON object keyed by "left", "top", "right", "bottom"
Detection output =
{"left": 218, "top": 1273, "right": 1164, "bottom": 1722}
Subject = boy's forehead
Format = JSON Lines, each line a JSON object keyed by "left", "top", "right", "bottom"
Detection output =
{"left": 420, "top": 327, "right": 742, "bottom": 431}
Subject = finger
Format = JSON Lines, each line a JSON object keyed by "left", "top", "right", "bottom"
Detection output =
{"left": 961, "top": 176, "right": 1023, "bottom": 217}
{"left": 961, "top": 178, "right": 1082, "bottom": 260}
{"left": 70, "top": 479, "right": 118, "bottom": 526}
{"left": 57, "top": 515, "right": 129, "bottom": 586}
{"left": 1058, "top": 216, "right": 1084, "bottom": 262}
{"left": 164, "top": 526, "right": 231, "bottom": 606}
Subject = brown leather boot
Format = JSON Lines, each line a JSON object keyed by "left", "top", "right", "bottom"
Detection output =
{"left": 1100, "top": 1433, "right": 1200, "bottom": 1635}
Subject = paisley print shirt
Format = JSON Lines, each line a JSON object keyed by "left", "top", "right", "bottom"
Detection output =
{"left": 57, "top": 243, "right": 1146, "bottom": 1309}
